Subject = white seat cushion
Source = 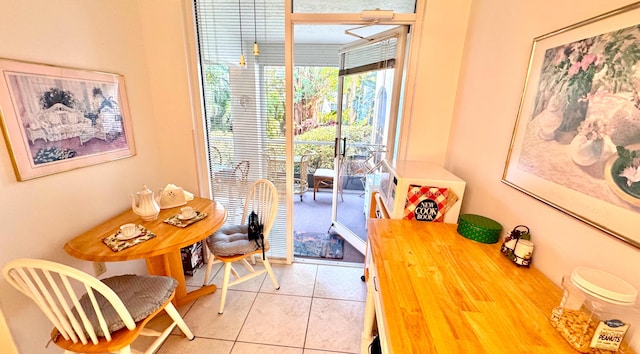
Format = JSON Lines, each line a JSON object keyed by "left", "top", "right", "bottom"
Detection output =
{"left": 314, "top": 168, "right": 334, "bottom": 178}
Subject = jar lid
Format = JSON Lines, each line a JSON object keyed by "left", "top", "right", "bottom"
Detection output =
{"left": 571, "top": 267, "right": 638, "bottom": 305}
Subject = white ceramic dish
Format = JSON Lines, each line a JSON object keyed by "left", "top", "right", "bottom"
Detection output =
{"left": 116, "top": 228, "right": 143, "bottom": 240}
{"left": 160, "top": 200, "right": 187, "bottom": 209}
{"left": 178, "top": 213, "right": 197, "bottom": 221}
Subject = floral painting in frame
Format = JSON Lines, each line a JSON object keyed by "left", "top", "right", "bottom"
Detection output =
{"left": 502, "top": 2, "right": 640, "bottom": 249}
{"left": 0, "top": 58, "right": 135, "bottom": 181}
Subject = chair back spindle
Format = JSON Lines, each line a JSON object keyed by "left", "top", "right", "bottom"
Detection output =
{"left": 3, "top": 259, "right": 135, "bottom": 345}
{"left": 241, "top": 179, "right": 278, "bottom": 240}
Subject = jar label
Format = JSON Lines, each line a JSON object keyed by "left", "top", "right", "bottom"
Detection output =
{"left": 589, "top": 319, "right": 629, "bottom": 351}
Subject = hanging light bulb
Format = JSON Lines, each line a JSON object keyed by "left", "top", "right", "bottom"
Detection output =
{"left": 238, "top": 0, "right": 246, "bottom": 67}
{"left": 252, "top": 0, "right": 259, "bottom": 56}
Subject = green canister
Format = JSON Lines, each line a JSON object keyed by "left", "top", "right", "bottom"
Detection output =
{"left": 457, "top": 214, "right": 502, "bottom": 244}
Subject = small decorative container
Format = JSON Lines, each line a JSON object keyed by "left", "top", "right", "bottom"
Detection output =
{"left": 550, "top": 267, "right": 639, "bottom": 353}
{"left": 500, "top": 225, "right": 534, "bottom": 267}
{"left": 456, "top": 214, "right": 502, "bottom": 244}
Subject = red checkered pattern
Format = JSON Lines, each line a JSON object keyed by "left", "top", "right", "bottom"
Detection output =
{"left": 403, "top": 185, "right": 448, "bottom": 222}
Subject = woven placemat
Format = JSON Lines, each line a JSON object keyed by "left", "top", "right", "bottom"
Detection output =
{"left": 102, "top": 225, "right": 156, "bottom": 252}
{"left": 163, "top": 211, "right": 207, "bottom": 228}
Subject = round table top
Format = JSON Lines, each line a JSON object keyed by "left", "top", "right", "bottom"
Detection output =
{"left": 64, "top": 197, "right": 227, "bottom": 262}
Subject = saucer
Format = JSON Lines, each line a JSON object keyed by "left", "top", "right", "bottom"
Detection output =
{"left": 178, "top": 213, "right": 197, "bottom": 220}
{"left": 116, "top": 228, "right": 143, "bottom": 240}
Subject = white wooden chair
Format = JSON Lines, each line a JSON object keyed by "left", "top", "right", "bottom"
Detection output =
{"left": 2, "top": 258, "right": 194, "bottom": 354}
{"left": 203, "top": 179, "right": 280, "bottom": 314}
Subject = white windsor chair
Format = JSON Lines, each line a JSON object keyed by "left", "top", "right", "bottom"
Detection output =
{"left": 203, "top": 179, "right": 280, "bottom": 313}
{"left": 2, "top": 258, "right": 194, "bottom": 354}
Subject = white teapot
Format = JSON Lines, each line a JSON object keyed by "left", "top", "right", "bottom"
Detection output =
{"left": 130, "top": 185, "right": 161, "bottom": 221}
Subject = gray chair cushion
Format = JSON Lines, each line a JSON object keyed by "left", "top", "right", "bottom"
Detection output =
{"left": 77, "top": 274, "right": 177, "bottom": 336}
{"left": 206, "top": 224, "right": 269, "bottom": 256}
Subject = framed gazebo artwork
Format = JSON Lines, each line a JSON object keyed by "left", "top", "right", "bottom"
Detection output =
{"left": 502, "top": 2, "right": 640, "bottom": 249}
{"left": 0, "top": 58, "right": 135, "bottom": 181}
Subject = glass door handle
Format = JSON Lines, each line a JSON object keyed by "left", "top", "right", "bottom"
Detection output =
{"left": 341, "top": 138, "right": 347, "bottom": 157}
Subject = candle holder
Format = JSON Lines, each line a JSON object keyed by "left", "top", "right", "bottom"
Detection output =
{"left": 500, "top": 225, "right": 533, "bottom": 267}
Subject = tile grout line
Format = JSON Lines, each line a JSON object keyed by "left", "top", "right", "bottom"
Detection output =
{"left": 228, "top": 260, "right": 267, "bottom": 346}
{"left": 301, "top": 263, "right": 320, "bottom": 351}
{"left": 164, "top": 262, "right": 365, "bottom": 352}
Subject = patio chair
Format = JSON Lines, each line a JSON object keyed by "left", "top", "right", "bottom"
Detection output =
{"left": 230, "top": 160, "right": 251, "bottom": 217}
{"left": 2, "top": 258, "right": 194, "bottom": 354}
{"left": 265, "top": 149, "right": 286, "bottom": 192}
{"left": 203, "top": 179, "right": 280, "bottom": 314}
{"left": 294, "top": 150, "right": 316, "bottom": 201}
{"left": 211, "top": 146, "right": 223, "bottom": 165}
{"left": 233, "top": 160, "right": 250, "bottom": 181}
{"left": 313, "top": 155, "right": 345, "bottom": 201}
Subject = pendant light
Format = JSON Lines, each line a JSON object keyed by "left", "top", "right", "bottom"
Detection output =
{"left": 238, "top": 0, "right": 246, "bottom": 67}
{"left": 252, "top": 0, "right": 259, "bottom": 56}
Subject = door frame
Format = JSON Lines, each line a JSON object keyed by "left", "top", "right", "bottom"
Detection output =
{"left": 284, "top": 5, "right": 419, "bottom": 261}
{"left": 331, "top": 26, "right": 409, "bottom": 254}
{"left": 184, "top": 1, "right": 425, "bottom": 264}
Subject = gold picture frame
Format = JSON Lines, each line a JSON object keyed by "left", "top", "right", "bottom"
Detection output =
{"left": 0, "top": 58, "right": 135, "bottom": 181}
{"left": 502, "top": 2, "right": 640, "bottom": 249}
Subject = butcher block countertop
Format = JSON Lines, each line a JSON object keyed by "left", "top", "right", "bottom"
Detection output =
{"left": 366, "top": 218, "right": 580, "bottom": 353}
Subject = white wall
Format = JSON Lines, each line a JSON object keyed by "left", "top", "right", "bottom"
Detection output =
{"left": 0, "top": 1, "right": 188, "bottom": 352}
{"left": 399, "top": 0, "right": 471, "bottom": 164}
{"left": 0, "top": 307, "right": 18, "bottom": 354}
{"left": 446, "top": 0, "right": 640, "bottom": 346}
{"left": 137, "top": 0, "right": 204, "bottom": 196}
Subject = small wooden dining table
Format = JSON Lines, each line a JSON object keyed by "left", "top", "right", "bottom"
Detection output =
{"left": 64, "top": 197, "right": 227, "bottom": 306}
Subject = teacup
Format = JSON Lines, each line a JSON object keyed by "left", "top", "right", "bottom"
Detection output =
{"left": 180, "top": 207, "right": 195, "bottom": 219}
{"left": 120, "top": 223, "right": 137, "bottom": 237}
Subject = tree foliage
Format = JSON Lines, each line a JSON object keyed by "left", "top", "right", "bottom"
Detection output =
{"left": 204, "top": 65, "right": 231, "bottom": 132}
{"left": 265, "top": 66, "right": 286, "bottom": 138}
{"left": 295, "top": 125, "right": 372, "bottom": 170}
{"left": 342, "top": 72, "right": 376, "bottom": 126}
{"left": 293, "top": 67, "right": 338, "bottom": 135}
{"left": 204, "top": 63, "right": 379, "bottom": 170}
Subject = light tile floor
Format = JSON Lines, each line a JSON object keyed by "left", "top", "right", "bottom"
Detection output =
{"left": 133, "top": 261, "right": 367, "bottom": 354}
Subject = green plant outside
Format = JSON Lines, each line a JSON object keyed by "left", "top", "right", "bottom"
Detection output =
{"left": 204, "top": 63, "right": 377, "bottom": 172}
{"left": 295, "top": 125, "right": 372, "bottom": 171}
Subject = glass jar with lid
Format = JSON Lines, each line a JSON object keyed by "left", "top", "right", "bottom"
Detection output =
{"left": 550, "top": 267, "right": 639, "bottom": 353}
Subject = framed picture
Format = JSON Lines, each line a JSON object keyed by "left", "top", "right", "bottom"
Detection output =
{"left": 0, "top": 58, "right": 135, "bottom": 181}
{"left": 502, "top": 2, "right": 640, "bottom": 249}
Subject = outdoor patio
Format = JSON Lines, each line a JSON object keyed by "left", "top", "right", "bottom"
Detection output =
{"left": 294, "top": 189, "right": 367, "bottom": 240}
{"left": 211, "top": 154, "right": 374, "bottom": 264}
{"left": 294, "top": 188, "right": 368, "bottom": 264}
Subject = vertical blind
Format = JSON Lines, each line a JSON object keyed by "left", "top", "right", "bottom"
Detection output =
{"left": 194, "top": 0, "right": 287, "bottom": 259}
